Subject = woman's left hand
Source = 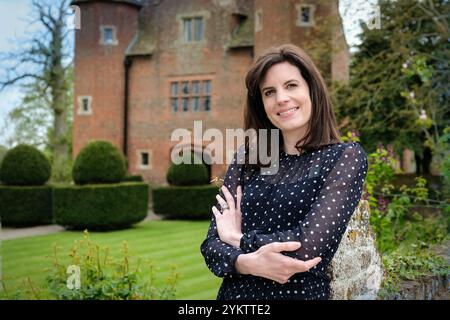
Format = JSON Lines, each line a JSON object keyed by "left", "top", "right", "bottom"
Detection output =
{"left": 212, "top": 185, "right": 243, "bottom": 248}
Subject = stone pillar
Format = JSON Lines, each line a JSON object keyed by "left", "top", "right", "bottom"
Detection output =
{"left": 329, "top": 200, "right": 385, "bottom": 299}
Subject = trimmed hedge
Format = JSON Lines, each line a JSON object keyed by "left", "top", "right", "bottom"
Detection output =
{"left": 72, "top": 140, "right": 126, "bottom": 185}
{"left": 0, "top": 185, "right": 53, "bottom": 227}
{"left": 0, "top": 144, "right": 51, "bottom": 186}
{"left": 123, "top": 175, "right": 144, "bottom": 182}
{"left": 153, "top": 185, "right": 218, "bottom": 219}
{"left": 53, "top": 182, "right": 149, "bottom": 231}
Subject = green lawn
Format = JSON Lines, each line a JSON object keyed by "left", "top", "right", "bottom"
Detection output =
{"left": 0, "top": 220, "right": 222, "bottom": 299}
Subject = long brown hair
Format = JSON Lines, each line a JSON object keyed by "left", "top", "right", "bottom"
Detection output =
{"left": 243, "top": 44, "right": 341, "bottom": 168}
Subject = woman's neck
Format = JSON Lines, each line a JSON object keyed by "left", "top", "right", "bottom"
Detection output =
{"left": 282, "top": 134, "right": 302, "bottom": 155}
{"left": 281, "top": 126, "right": 309, "bottom": 155}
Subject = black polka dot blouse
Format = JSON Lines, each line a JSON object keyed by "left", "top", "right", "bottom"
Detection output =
{"left": 200, "top": 142, "right": 368, "bottom": 300}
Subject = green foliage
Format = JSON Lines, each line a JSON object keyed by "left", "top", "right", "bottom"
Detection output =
{"left": 53, "top": 182, "right": 148, "bottom": 230}
{"left": 45, "top": 231, "right": 179, "bottom": 300}
{"left": 439, "top": 127, "right": 450, "bottom": 199}
{"left": 166, "top": 152, "right": 209, "bottom": 186}
{"left": 363, "top": 144, "right": 399, "bottom": 207}
{"left": 0, "top": 145, "right": 7, "bottom": 167}
{"left": 364, "top": 145, "right": 449, "bottom": 298}
{"left": 122, "top": 175, "right": 144, "bottom": 182}
{"left": 1, "top": 231, "right": 178, "bottom": 300}
{"left": 72, "top": 140, "right": 126, "bottom": 185}
{"left": 153, "top": 185, "right": 218, "bottom": 219}
{"left": 378, "top": 244, "right": 449, "bottom": 298}
{"left": 50, "top": 159, "right": 73, "bottom": 183}
{"left": 366, "top": 146, "right": 447, "bottom": 253}
{"left": 0, "top": 185, "right": 53, "bottom": 227}
{"left": 335, "top": 0, "right": 450, "bottom": 159}
{"left": 0, "top": 144, "right": 51, "bottom": 186}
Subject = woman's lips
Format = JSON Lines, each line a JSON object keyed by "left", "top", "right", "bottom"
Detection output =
{"left": 277, "top": 107, "right": 299, "bottom": 119}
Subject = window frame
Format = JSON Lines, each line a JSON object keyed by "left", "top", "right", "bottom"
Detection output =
{"left": 169, "top": 77, "right": 213, "bottom": 113}
{"left": 100, "top": 25, "right": 118, "bottom": 46}
{"left": 77, "top": 95, "right": 92, "bottom": 115}
{"left": 137, "top": 150, "right": 152, "bottom": 170}
{"left": 295, "top": 4, "right": 316, "bottom": 27}
{"left": 182, "top": 16, "right": 204, "bottom": 43}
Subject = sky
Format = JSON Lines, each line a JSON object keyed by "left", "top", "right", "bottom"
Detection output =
{"left": 0, "top": 0, "right": 378, "bottom": 147}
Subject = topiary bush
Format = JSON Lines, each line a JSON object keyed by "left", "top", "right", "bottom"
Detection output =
{"left": 122, "top": 174, "right": 144, "bottom": 182}
{"left": 72, "top": 140, "right": 126, "bottom": 185}
{"left": 53, "top": 182, "right": 148, "bottom": 230}
{"left": 153, "top": 185, "right": 218, "bottom": 219}
{"left": 0, "top": 144, "right": 51, "bottom": 186}
{"left": 166, "top": 152, "right": 209, "bottom": 186}
{"left": 0, "top": 185, "right": 53, "bottom": 227}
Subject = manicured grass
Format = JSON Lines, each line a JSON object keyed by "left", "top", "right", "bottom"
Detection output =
{"left": 0, "top": 220, "right": 222, "bottom": 300}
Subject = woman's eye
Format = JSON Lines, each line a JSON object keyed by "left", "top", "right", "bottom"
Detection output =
{"left": 287, "top": 83, "right": 297, "bottom": 89}
{"left": 264, "top": 90, "right": 275, "bottom": 97}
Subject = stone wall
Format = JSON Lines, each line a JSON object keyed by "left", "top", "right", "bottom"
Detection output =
{"left": 329, "top": 200, "right": 385, "bottom": 300}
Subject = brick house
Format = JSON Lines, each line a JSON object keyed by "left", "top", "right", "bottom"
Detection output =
{"left": 72, "top": 0, "right": 349, "bottom": 184}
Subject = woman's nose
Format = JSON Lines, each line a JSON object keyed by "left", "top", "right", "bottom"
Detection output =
{"left": 276, "top": 90, "right": 289, "bottom": 104}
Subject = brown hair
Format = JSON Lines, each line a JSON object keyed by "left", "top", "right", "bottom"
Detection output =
{"left": 243, "top": 44, "right": 341, "bottom": 167}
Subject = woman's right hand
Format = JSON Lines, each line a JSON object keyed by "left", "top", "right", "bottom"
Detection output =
{"left": 235, "top": 242, "right": 322, "bottom": 284}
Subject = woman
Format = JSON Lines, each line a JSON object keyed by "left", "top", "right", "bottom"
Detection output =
{"left": 200, "top": 44, "right": 368, "bottom": 300}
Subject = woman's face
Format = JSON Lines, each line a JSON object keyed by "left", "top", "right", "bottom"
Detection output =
{"left": 259, "top": 62, "right": 312, "bottom": 138}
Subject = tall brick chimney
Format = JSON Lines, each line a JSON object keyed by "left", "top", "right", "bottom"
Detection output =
{"left": 72, "top": 0, "right": 142, "bottom": 159}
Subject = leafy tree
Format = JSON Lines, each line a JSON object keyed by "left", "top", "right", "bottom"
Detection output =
{"left": 0, "top": 0, "right": 74, "bottom": 180}
{"left": 335, "top": 0, "right": 449, "bottom": 173}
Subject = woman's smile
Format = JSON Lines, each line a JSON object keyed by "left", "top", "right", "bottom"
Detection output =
{"left": 276, "top": 106, "right": 300, "bottom": 119}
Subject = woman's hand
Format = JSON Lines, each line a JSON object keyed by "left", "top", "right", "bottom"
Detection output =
{"left": 212, "top": 185, "right": 243, "bottom": 247}
{"left": 235, "top": 242, "right": 322, "bottom": 284}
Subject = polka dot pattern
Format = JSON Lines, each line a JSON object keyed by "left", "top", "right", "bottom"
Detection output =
{"left": 200, "top": 142, "right": 368, "bottom": 300}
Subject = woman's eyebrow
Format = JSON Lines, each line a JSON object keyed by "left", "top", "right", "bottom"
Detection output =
{"left": 261, "top": 79, "right": 299, "bottom": 92}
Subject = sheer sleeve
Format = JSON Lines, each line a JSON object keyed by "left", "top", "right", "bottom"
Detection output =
{"left": 239, "top": 143, "right": 368, "bottom": 267}
{"left": 200, "top": 147, "right": 247, "bottom": 278}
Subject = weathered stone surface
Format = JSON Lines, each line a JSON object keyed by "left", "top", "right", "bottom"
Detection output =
{"left": 329, "top": 200, "right": 385, "bottom": 300}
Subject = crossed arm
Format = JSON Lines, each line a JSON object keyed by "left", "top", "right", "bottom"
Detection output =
{"left": 200, "top": 143, "right": 368, "bottom": 284}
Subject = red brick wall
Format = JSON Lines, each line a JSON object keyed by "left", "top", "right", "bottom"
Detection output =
{"left": 73, "top": 0, "right": 348, "bottom": 185}
{"left": 73, "top": 2, "right": 140, "bottom": 157}
{"left": 126, "top": 0, "right": 253, "bottom": 184}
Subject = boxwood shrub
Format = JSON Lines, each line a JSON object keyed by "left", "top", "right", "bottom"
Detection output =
{"left": 122, "top": 175, "right": 144, "bottom": 182}
{"left": 0, "top": 185, "right": 53, "bottom": 227}
{"left": 53, "top": 182, "right": 149, "bottom": 230}
{"left": 72, "top": 140, "right": 126, "bottom": 185}
{"left": 153, "top": 184, "right": 218, "bottom": 219}
{"left": 0, "top": 144, "right": 51, "bottom": 186}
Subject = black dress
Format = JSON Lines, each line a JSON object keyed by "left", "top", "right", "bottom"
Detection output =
{"left": 200, "top": 142, "right": 368, "bottom": 300}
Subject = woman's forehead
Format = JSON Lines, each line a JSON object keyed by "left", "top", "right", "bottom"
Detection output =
{"left": 260, "top": 62, "right": 304, "bottom": 87}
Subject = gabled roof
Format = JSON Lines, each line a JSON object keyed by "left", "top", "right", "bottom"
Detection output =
{"left": 125, "top": 14, "right": 155, "bottom": 57}
{"left": 229, "top": 15, "right": 254, "bottom": 49}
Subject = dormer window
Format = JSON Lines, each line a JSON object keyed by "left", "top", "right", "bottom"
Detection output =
{"left": 296, "top": 4, "right": 315, "bottom": 27}
{"left": 183, "top": 17, "right": 204, "bottom": 42}
{"left": 100, "top": 25, "right": 118, "bottom": 45}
